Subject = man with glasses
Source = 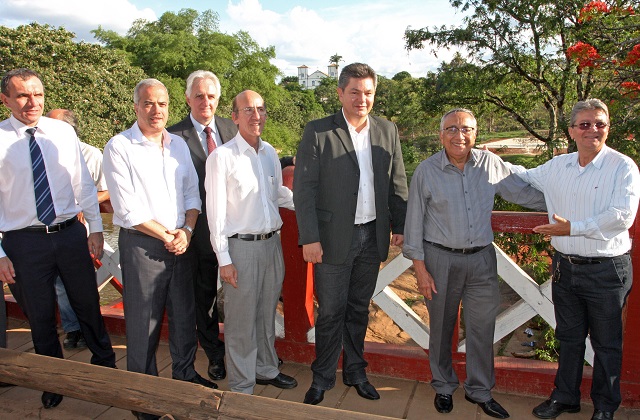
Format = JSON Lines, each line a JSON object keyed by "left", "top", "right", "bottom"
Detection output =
{"left": 511, "top": 99, "right": 639, "bottom": 420}
{"left": 168, "top": 70, "right": 237, "bottom": 381}
{"left": 403, "top": 108, "right": 546, "bottom": 418}
{"left": 205, "top": 90, "right": 297, "bottom": 394}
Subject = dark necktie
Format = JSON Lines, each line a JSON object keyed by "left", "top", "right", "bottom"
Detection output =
{"left": 27, "top": 127, "right": 56, "bottom": 225}
{"left": 204, "top": 126, "right": 216, "bottom": 155}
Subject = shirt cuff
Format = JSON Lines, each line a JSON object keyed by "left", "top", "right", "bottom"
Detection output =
{"left": 217, "top": 251, "right": 232, "bottom": 267}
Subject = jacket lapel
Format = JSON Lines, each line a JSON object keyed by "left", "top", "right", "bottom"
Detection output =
{"left": 333, "top": 112, "right": 359, "bottom": 166}
{"left": 184, "top": 123, "right": 207, "bottom": 164}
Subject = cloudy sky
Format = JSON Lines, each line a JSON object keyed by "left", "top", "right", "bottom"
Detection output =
{"left": 0, "top": 0, "right": 464, "bottom": 79}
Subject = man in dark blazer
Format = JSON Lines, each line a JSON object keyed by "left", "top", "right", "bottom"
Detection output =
{"left": 293, "top": 63, "right": 408, "bottom": 405}
{"left": 168, "top": 70, "right": 237, "bottom": 381}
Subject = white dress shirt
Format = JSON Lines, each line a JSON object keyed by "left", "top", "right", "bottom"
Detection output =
{"left": 190, "top": 114, "right": 222, "bottom": 152}
{"left": 103, "top": 122, "right": 201, "bottom": 231}
{"left": 79, "top": 141, "right": 108, "bottom": 191}
{"left": 343, "top": 110, "right": 376, "bottom": 224}
{"left": 205, "top": 133, "right": 294, "bottom": 266}
{"left": 514, "top": 145, "right": 640, "bottom": 257}
{"left": 0, "top": 115, "right": 101, "bottom": 257}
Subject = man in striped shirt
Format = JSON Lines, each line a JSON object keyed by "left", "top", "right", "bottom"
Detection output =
{"left": 515, "top": 99, "right": 640, "bottom": 420}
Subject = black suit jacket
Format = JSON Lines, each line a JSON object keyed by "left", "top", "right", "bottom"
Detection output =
{"left": 293, "top": 112, "right": 408, "bottom": 265}
{"left": 167, "top": 115, "right": 237, "bottom": 250}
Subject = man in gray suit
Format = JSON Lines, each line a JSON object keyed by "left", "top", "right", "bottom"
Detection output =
{"left": 167, "top": 70, "right": 237, "bottom": 381}
{"left": 293, "top": 63, "right": 408, "bottom": 405}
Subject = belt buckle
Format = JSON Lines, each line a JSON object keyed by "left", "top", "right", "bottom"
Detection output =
{"left": 259, "top": 233, "right": 268, "bottom": 240}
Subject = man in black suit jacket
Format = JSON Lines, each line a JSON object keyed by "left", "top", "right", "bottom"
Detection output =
{"left": 168, "top": 70, "right": 237, "bottom": 381}
{"left": 293, "top": 63, "right": 408, "bottom": 405}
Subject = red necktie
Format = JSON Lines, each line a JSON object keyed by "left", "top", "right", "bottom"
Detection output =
{"left": 204, "top": 126, "right": 216, "bottom": 155}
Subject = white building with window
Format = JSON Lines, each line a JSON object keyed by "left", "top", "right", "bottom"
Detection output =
{"left": 298, "top": 64, "right": 339, "bottom": 90}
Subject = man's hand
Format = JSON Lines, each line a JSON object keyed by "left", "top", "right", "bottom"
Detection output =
{"left": 0, "top": 256, "right": 16, "bottom": 284}
{"left": 391, "top": 234, "right": 404, "bottom": 246}
{"left": 533, "top": 213, "right": 571, "bottom": 236}
{"left": 165, "top": 228, "right": 190, "bottom": 255}
{"left": 220, "top": 264, "right": 238, "bottom": 288}
{"left": 413, "top": 259, "right": 437, "bottom": 300}
{"left": 302, "top": 242, "right": 323, "bottom": 264}
{"left": 87, "top": 232, "right": 104, "bottom": 260}
{"left": 77, "top": 211, "right": 86, "bottom": 225}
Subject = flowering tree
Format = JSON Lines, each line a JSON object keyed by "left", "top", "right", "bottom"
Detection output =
{"left": 405, "top": 0, "right": 639, "bottom": 159}
{"left": 566, "top": 0, "right": 639, "bottom": 158}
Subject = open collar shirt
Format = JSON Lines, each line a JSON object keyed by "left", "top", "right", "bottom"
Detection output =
{"left": 0, "top": 115, "right": 101, "bottom": 257}
{"left": 205, "top": 132, "right": 294, "bottom": 266}
{"left": 343, "top": 109, "right": 376, "bottom": 224}
{"left": 403, "top": 148, "right": 546, "bottom": 262}
{"left": 103, "top": 122, "right": 201, "bottom": 231}
{"left": 513, "top": 145, "right": 640, "bottom": 257}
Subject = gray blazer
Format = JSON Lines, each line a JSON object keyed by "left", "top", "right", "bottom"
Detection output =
{"left": 293, "top": 112, "right": 408, "bottom": 265}
{"left": 167, "top": 115, "right": 237, "bottom": 244}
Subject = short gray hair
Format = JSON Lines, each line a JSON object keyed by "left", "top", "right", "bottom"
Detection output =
{"left": 440, "top": 108, "right": 476, "bottom": 131}
{"left": 570, "top": 99, "right": 609, "bottom": 126}
{"left": 185, "top": 70, "right": 221, "bottom": 97}
{"left": 133, "top": 78, "right": 168, "bottom": 104}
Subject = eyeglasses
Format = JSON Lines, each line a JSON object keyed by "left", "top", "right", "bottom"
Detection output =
{"left": 443, "top": 126, "right": 476, "bottom": 135}
{"left": 237, "top": 106, "right": 267, "bottom": 116}
{"left": 572, "top": 121, "right": 608, "bottom": 130}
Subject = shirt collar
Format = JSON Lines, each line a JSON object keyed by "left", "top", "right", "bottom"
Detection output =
{"left": 234, "top": 132, "right": 263, "bottom": 155}
{"left": 190, "top": 114, "right": 217, "bottom": 136}
{"left": 9, "top": 114, "right": 41, "bottom": 137}
{"left": 438, "top": 147, "right": 479, "bottom": 171}
{"left": 342, "top": 108, "right": 369, "bottom": 135}
{"left": 130, "top": 121, "right": 172, "bottom": 146}
{"left": 566, "top": 145, "right": 609, "bottom": 170}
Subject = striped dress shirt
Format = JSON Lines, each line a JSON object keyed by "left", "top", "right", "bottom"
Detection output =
{"left": 515, "top": 145, "right": 640, "bottom": 257}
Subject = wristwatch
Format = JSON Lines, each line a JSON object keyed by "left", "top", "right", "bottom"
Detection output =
{"left": 183, "top": 225, "right": 194, "bottom": 236}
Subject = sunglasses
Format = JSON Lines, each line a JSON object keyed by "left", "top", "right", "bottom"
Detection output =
{"left": 572, "top": 122, "right": 608, "bottom": 130}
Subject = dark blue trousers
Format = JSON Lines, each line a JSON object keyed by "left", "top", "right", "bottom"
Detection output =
{"left": 311, "top": 222, "right": 380, "bottom": 390}
{"left": 2, "top": 222, "right": 115, "bottom": 366}
{"left": 550, "top": 252, "right": 632, "bottom": 412}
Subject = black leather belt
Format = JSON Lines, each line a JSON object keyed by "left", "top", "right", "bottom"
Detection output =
{"left": 17, "top": 216, "right": 77, "bottom": 234}
{"left": 354, "top": 219, "right": 375, "bottom": 227}
{"left": 557, "top": 251, "right": 618, "bottom": 265}
{"left": 230, "top": 230, "right": 278, "bottom": 241}
{"left": 426, "top": 241, "right": 488, "bottom": 255}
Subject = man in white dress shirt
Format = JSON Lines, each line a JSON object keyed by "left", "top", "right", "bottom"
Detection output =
{"left": 205, "top": 90, "right": 297, "bottom": 394}
{"left": 103, "top": 78, "right": 215, "bottom": 420}
{"left": 514, "top": 99, "right": 640, "bottom": 420}
{"left": 0, "top": 68, "right": 115, "bottom": 409}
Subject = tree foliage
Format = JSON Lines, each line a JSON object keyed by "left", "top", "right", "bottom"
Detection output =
{"left": 0, "top": 23, "right": 144, "bottom": 149}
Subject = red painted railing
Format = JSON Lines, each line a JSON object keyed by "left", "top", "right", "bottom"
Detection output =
{"left": 5, "top": 166, "right": 640, "bottom": 407}
{"left": 276, "top": 166, "right": 640, "bottom": 407}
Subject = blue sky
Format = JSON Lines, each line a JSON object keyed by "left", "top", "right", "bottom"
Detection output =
{"left": 0, "top": 0, "right": 464, "bottom": 79}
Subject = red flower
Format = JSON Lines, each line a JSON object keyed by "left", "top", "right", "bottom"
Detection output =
{"left": 578, "top": 1, "right": 610, "bottom": 22}
{"left": 621, "top": 44, "right": 640, "bottom": 67}
{"left": 566, "top": 42, "right": 602, "bottom": 70}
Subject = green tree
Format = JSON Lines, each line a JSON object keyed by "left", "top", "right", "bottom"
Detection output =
{"left": 314, "top": 77, "right": 341, "bottom": 115}
{"left": 92, "top": 9, "right": 298, "bottom": 151}
{"left": 329, "top": 53, "right": 343, "bottom": 67}
{"left": 0, "top": 23, "right": 144, "bottom": 149}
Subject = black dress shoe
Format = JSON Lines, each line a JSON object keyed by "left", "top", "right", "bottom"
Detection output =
{"left": 348, "top": 381, "right": 380, "bottom": 400}
{"left": 132, "top": 410, "right": 161, "bottom": 420}
{"left": 208, "top": 358, "right": 226, "bottom": 380}
{"left": 303, "top": 386, "right": 325, "bottom": 405}
{"left": 592, "top": 409, "right": 614, "bottom": 420}
{"left": 41, "top": 391, "right": 63, "bottom": 409}
{"left": 465, "top": 395, "right": 510, "bottom": 419}
{"left": 434, "top": 393, "right": 453, "bottom": 413}
{"left": 532, "top": 398, "right": 581, "bottom": 419}
{"left": 256, "top": 372, "right": 298, "bottom": 389}
{"left": 0, "top": 381, "right": 14, "bottom": 387}
{"left": 182, "top": 373, "right": 218, "bottom": 389}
